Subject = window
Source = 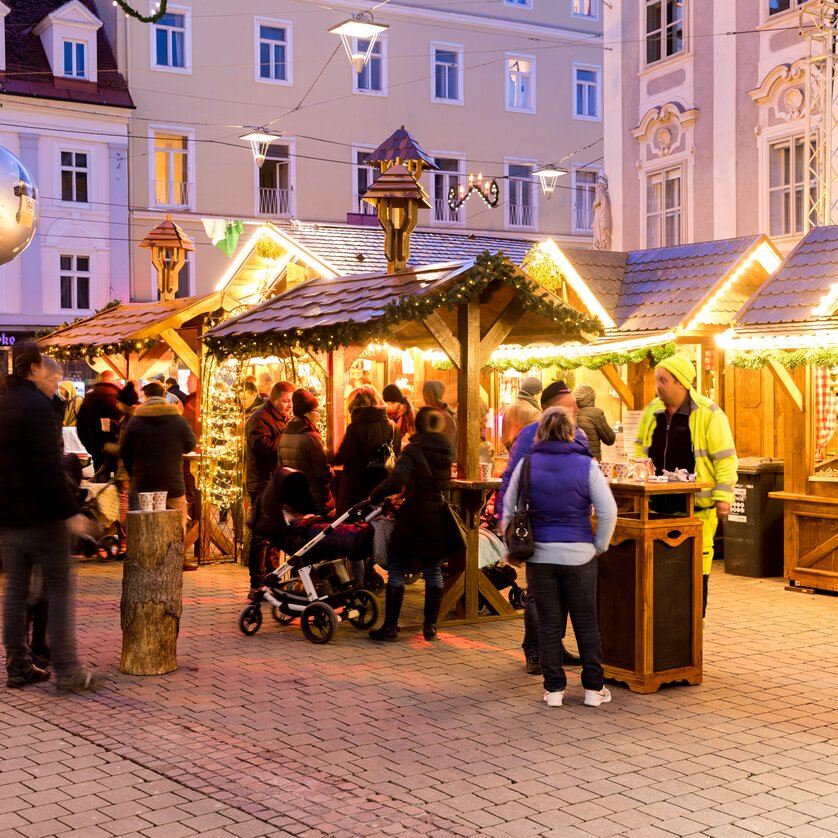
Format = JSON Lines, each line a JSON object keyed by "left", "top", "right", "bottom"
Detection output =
{"left": 508, "top": 163, "right": 536, "bottom": 229}
{"left": 646, "top": 167, "right": 682, "bottom": 247}
{"left": 62, "top": 40, "right": 86, "bottom": 78}
{"left": 355, "top": 37, "right": 386, "bottom": 94}
{"left": 432, "top": 157, "right": 464, "bottom": 224}
{"left": 507, "top": 55, "right": 535, "bottom": 113}
{"left": 60, "top": 152, "right": 88, "bottom": 203}
{"left": 153, "top": 132, "right": 190, "bottom": 208}
{"left": 573, "top": 0, "right": 598, "bottom": 18}
{"left": 258, "top": 144, "right": 292, "bottom": 215}
{"left": 573, "top": 65, "right": 600, "bottom": 119}
{"left": 432, "top": 44, "right": 463, "bottom": 104}
{"left": 353, "top": 149, "right": 380, "bottom": 215}
{"left": 769, "top": 136, "right": 812, "bottom": 236}
{"left": 59, "top": 255, "right": 90, "bottom": 311}
{"left": 646, "top": 0, "right": 684, "bottom": 65}
{"left": 257, "top": 22, "right": 290, "bottom": 83}
{"left": 573, "top": 169, "right": 598, "bottom": 233}
{"left": 505, "top": 0, "right": 532, "bottom": 6}
{"left": 769, "top": 0, "right": 795, "bottom": 14}
{"left": 154, "top": 11, "right": 187, "bottom": 69}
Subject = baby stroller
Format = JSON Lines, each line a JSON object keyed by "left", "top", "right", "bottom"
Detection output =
{"left": 478, "top": 526, "right": 526, "bottom": 611}
{"left": 77, "top": 478, "right": 124, "bottom": 559}
{"left": 238, "top": 469, "right": 382, "bottom": 643}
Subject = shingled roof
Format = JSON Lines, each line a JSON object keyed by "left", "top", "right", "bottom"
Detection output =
{"left": 558, "top": 247, "right": 627, "bottom": 322}
{"left": 367, "top": 126, "right": 438, "bottom": 171}
{"left": 3, "top": 0, "right": 133, "bottom": 108}
{"left": 736, "top": 225, "right": 838, "bottom": 327}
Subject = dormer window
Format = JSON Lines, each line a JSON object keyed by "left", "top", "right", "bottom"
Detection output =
{"left": 63, "top": 39, "right": 86, "bottom": 78}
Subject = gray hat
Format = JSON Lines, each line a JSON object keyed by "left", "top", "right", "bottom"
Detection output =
{"left": 520, "top": 376, "right": 543, "bottom": 396}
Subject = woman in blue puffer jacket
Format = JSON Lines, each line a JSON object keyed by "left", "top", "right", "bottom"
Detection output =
{"left": 502, "top": 406, "right": 617, "bottom": 710}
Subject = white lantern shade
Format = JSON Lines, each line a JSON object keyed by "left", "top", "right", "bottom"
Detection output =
{"left": 240, "top": 131, "right": 282, "bottom": 168}
{"left": 533, "top": 164, "right": 568, "bottom": 199}
{"left": 329, "top": 15, "right": 389, "bottom": 73}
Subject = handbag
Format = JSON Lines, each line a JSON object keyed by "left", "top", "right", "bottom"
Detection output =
{"left": 414, "top": 447, "right": 468, "bottom": 555}
{"left": 367, "top": 427, "right": 396, "bottom": 473}
{"left": 504, "top": 456, "right": 534, "bottom": 566}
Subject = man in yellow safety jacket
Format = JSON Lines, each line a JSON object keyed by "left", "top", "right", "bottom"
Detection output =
{"left": 634, "top": 354, "right": 738, "bottom": 615}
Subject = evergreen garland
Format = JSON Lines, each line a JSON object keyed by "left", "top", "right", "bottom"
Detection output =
{"left": 204, "top": 251, "right": 604, "bottom": 360}
{"left": 114, "top": 0, "right": 168, "bottom": 24}
{"left": 43, "top": 338, "right": 159, "bottom": 363}
{"left": 729, "top": 348, "right": 838, "bottom": 370}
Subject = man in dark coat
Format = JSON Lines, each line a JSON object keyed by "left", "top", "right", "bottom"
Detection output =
{"left": 76, "top": 370, "right": 122, "bottom": 471}
{"left": 165, "top": 377, "right": 188, "bottom": 406}
{"left": 244, "top": 381, "right": 294, "bottom": 594}
{"left": 0, "top": 342, "right": 95, "bottom": 691}
{"left": 120, "top": 381, "right": 197, "bottom": 526}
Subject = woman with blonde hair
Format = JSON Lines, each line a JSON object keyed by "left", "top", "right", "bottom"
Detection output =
{"left": 503, "top": 406, "right": 618, "bottom": 709}
{"left": 332, "top": 385, "right": 401, "bottom": 514}
{"left": 59, "top": 381, "right": 84, "bottom": 427}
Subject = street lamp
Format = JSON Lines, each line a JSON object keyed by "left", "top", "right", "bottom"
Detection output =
{"left": 533, "top": 164, "right": 568, "bottom": 199}
{"left": 240, "top": 130, "right": 281, "bottom": 168}
{"left": 328, "top": 12, "right": 389, "bottom": 73}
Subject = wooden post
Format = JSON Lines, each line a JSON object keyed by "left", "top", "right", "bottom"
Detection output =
{"left": 120, "top": 510, "right": 184, "bottom": 675}
{"left": 456, "top": 297, "right": 481, "bottom": 479}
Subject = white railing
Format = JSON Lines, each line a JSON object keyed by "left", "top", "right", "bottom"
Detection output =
{"left": 508, "top": 203, "right": 534, "bottom": 228}
{"left": 153, "top": 180, "right": 191, "bottom": 208}
{"left": 434, "top": 197, "right": 461, "bottom": 224}
{"left": 574, "top": 204, "right": 594, "bottom": 232}
{"left": 357, "top": 196, "right": 377, "bottom": 215}
{"left": 258, "top": 187, "right": 292, "bottom": 216}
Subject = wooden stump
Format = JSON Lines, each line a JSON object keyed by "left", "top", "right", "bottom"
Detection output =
{"left": 120, "top": 510, "right": 184, "bottom": 675}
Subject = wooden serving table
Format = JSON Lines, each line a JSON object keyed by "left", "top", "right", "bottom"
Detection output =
{"left": 599, "top": 480, "right": 710, "bottom": 694}
{"left": 438, "top": 475, "right": 519, "bottom": 625}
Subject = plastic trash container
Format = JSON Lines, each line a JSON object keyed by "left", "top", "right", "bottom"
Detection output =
{"left": 724, "top": 458, "right": 784, "bottom": 577}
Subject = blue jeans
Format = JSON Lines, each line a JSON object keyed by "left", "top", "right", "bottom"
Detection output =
{"left": 387, "top": 557, "right": 443, "bottom": 589}
{"left": 526, "top": 559, "right": 604, "bottom": 693}
{"left": 1, "top": 521, "right": 82, "bottom": 679}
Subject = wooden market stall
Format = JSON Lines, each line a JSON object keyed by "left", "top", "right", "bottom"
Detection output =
{"left": 721, "top": 224, "right": 838, "bottom": 593}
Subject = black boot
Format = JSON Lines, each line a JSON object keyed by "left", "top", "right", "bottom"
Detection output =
{"left": 369, "top": 585, "right": 404, "bottom": 641}
{"left": 422, "top": 586, "right": 444, "bottom": 641}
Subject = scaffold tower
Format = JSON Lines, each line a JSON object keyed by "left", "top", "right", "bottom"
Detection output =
{"left": 802, "top": 0, "right": 838, "bottom": 229}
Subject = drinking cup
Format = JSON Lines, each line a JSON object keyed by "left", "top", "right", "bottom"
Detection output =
{"left": 152, "top": 491, "right": 168, "bottom": 511}
{"left": 614, "top": 462, "right": 630, "bottom": 481}
{"left": 479, "top": 463, "right": 493, "bottom": 480}
{"left": 599, "top": 461, "right": 614, "bottom": 479}
{"left": 139, "top": 492, "right": 154, "bottom": 512}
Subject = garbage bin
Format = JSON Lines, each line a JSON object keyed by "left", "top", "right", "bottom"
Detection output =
{"left": 724, "top": 458, "right": 784, "bottom": 577}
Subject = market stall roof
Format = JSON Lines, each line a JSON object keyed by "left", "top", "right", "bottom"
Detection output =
{"left": 205, "top": 255, "right": 599, "bottom": 357}
{"left": 37, "top": 293, "right": 222, "bottom": 351}
{"left": 736, "top": 225, "right": 838, "bottom": 327}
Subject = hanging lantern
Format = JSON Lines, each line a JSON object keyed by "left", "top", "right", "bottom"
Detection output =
{"left": 240, "top": 130, "right": 282, "bottom": 168}
{"left": 533, "top": 164, "right": 568, "bottom": 199}
{"left": 328, "top": 12, "right": 389, "bottom": 73}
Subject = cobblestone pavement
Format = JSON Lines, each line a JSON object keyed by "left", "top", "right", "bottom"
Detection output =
{"left": 1, "top": 560, "right": 837, "bottom": 838}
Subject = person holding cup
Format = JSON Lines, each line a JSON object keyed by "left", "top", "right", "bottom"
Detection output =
{"left": 76, "top": 370, "right": 122, "bottom": 474}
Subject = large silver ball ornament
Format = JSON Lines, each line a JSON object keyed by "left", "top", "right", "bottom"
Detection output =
{"left": 0, "top": 146, "right": 39, "bottom": 266}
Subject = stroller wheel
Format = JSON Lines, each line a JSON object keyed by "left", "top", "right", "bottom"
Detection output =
{"left": 403, "top": 572, "right": 420, "bottom": 586}
{"left": 365, "top": 571, "right": 384, "bottom": 593}
{"left": 346, "top": 590, "right": 379, "bottom": 629}
{"left": 238, "top": 604, "right": 263, "bottom": 636}
{"left": 97, "top": 535, "right": 121, "bottom": 561}
{"left": 508, "top": 586, "right": 526, "bottom": 609}
{"left": 300, "top": 601, "right": 337, "bottom": 644}
{"left": 271, "top": 606, "right": 295, "bottom": 625}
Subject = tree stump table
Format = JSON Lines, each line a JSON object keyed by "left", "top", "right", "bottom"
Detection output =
{"left": 120, "top": 510, "right": 184, "bottom": 675}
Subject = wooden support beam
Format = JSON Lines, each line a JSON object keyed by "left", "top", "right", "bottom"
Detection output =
{"left": 424, "top": 312, "right": 461, "bottom": 369}
{"left": 101, "top": 354, "right": 128, "bottom": 380}
{"left": 160, "top": 329, "right": 200, "bottom": 377}
{"left": 327, "top": 349, "right": 345, "bottom": 452}
{"left": 479, "top": 299, "right": 526, "bottom": 367}
{"left": 457, "top": 298, "right": 481, "bottom": 479}
{"left": 131, "top": 342, "right": 172, "bottom": 380}
{"left": 766, "top": 358, "right": 804, "bottom": 413}
{"left": 600, "top": 364, "right": 635, "bottom": 409}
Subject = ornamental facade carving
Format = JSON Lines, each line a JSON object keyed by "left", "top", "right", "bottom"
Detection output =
{"left": 630, "top": 101, "right": 699, "bottom": 165}
{"left": 749, "top": 60, "right": 809, "bottom": 126}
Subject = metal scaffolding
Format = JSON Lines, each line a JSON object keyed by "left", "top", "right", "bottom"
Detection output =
{"left": 802, "top": 0, "right": 838, "bottom": 230}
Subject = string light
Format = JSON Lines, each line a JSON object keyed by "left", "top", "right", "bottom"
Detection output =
{"left": 448, "top": 173, "right": 500, "bottom": 212}
{"left": 112, "top": 0, "right": 168, "bottom": 24}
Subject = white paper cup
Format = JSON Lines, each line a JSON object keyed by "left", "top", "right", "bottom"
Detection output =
{"left": 100, "top": 418, "right": 111, "bottom": 432}
{"left": 479, "top": 463, "right": 493, "bottom": 480}
{"left": 614, "top": 463, "right": 630, "bottom": 481}
{"left": 600, "top": 461, "right": 614, "bottom": 479}
{"left": 152, "top": 491, "right": 168, "bottom": 511}
{"left": 139, "top": 492, "right": 154, "bottom": 511}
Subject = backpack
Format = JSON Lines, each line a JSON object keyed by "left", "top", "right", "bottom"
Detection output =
{"left": 367, "top": 427, "right": 396, "bottom": 472}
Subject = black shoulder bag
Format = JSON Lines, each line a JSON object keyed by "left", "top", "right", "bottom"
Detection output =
{"left": 414, "top": 447, "right": 468, "bottom": 555}
{"left": 504, "top": 456, "right": 535, "bottom": 566}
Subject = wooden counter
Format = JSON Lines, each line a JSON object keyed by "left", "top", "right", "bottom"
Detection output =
{"left": 599, "top": 480, "right": 709, "bottom": 694}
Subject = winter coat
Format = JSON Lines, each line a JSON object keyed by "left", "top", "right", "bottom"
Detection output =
{"left": 167, "top": 384, "right": 188, "bottom": 405}
{"left": 244, "top": 400, "right": 289, "bottom": 495}
{"left": 120, "top": 398, "right": 197, "bottom": 497}
{"left": 0, "top": 376, "right": 79, "bottom": 527}
{"left": 277, "top": 416, "right": 334, "bottom": 515}
{"left": 574, "top": 386, "right": 616, "bottom": 461}
{"left": 332, "top": 406, "right": 402, "bottom": 514}
{"left": 501, "top": 392, "right": 541, "bottom": 451}
{"left": 386, "top": 402, "right": 416, "bottom": 439}
{"left": 76, "top": 382, "right": 122, "bottom": 468}
{"left": 370, "top": 431, "right": 453, "bottom": 564}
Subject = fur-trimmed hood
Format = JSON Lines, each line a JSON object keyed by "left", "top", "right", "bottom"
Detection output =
{"left": 133, "top": 397, "right": 183, "bottom": 418}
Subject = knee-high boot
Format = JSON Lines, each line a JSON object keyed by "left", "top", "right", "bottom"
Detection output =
{"left": 423, "top": 586, "right": 444, "bottom": 641}
{"left": 368, "top": 585, "right": 404, "bottom": 641}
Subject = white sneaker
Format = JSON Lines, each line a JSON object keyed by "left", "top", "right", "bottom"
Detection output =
{"left": 584, "top": 687, "right": 612, "bottom": 707}
{"left": 543, "top": 690, "right": 564, "bottom": 707}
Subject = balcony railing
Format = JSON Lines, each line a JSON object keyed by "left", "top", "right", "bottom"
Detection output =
{"left": 508, "top": 203, "right": 534, "bottom": 228}
{"left": 574, "top": 204, "right": 594, "bottom": 232}
{"left": 357, "top": 196, "right": 377, "bottom": 215}
{"left": 433, "top": 197, "right": 461, "bottom": 224}
{"left": 153, "top": 180, "right": 191, "bottom": 208}
{"left": 258, "top": 187, "right": 292, "bottom": 216}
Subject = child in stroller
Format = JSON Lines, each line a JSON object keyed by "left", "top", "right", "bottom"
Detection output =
{"left": 240, "top": 468, "right": 383, "bottom": 643}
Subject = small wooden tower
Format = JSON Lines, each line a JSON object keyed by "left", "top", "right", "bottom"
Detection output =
{"left": 366, "top": 125, "right": 438, "bottom": 179}
{"left": 140, "top": 214, "right": 195, "bottom": 301}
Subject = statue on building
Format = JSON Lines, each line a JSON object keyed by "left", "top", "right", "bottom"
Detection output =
{"left": 592, "top": 174, "right": 612, "bottom": 251}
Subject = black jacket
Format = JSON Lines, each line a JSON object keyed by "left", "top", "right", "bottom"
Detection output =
{"left": 277, "top": 416, "right": 334, "bottom": 515}
{"left": 77, "top": 381, "right": 122, "bottom": 468}
{"left": 167, "top": 384, "right": 188, "bottom": 405}
{"left": 244, "top": 400, "right": 289, "bottom": 495}
{"left": 0, "top": 376, "right": 79, "bottom": 527}
{"left": 120, "top": 398, "right": 197, "bottom": 497}
{"left": 370, "top": 431, "right": 453, "bottom": 563}
{"left": 332, "top": 406, "right": 402, "bottom": 514}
